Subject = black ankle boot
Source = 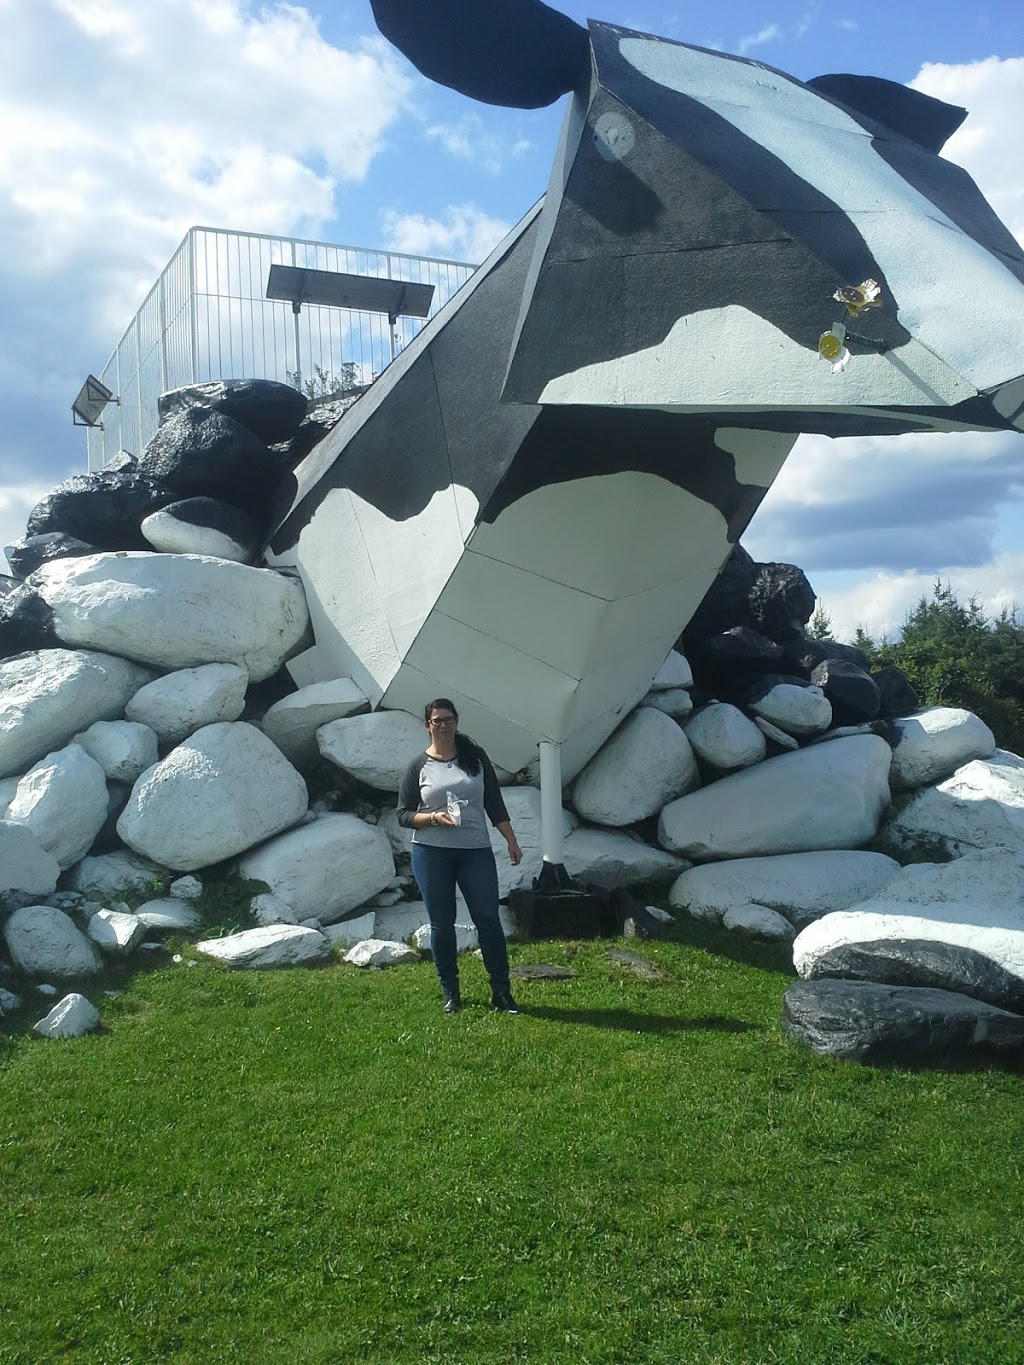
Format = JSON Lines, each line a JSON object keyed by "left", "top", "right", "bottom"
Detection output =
{"left": 442, "top": 989, "right": 461, "bottom": 1014}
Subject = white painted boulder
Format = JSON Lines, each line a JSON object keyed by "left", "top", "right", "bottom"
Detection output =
{"left": 753, "top": 716, "right": 799, "bottom": 752}
{"left": 5, "top": 744, "right": 109, "bottom": 870}
{"left": 413, "top": 921, "right": 480, "bottom": 955}
{"left": 169, "top": 875, "right": 203, "bottom": 901}
{"left": 251, "top": 892, "right": 300, "bottom": 926}
{"left": 66, "top": 850, "right": 168, "bottom": 901}
{"left": 323, "top": 913, "right": 377, "bottom": 948}
{"left": 117, "top": 723, "right": 308, "bottom": 871}
{"left": 30, "top": 552, "right": 310, "bottom": 682}
{"left": 562, "top": 827, "right": 687, "bottom": 890}
{"left": 343, "top": 939, "right": 420, "bottom": 967}
{"left": 0, "top": 820, "right": 61, "bottom": 910}
{"left": 0, "top": 775, "right": 19, "bottom": 814}
{"left": 124, "top": 664, "right": 248, "bottom": 746}
{"left": 236, "top": 813, "right": 395, "bottom": 925}
{"left": 372, "top": 902, "right": 431, "bottom": 944}
{"left": 4, "top": 906, "right": 103, "bottom": 978}
{"left": 260, "top": 678, "right": 368, "bottom": 769}
{"left": 722, "top": 904, "right": 795, "bottom": 941}
{"left": 685, "top": 703, "right": 766, "bottom": 771}
{"left": 669, "top": 850, "right": 902, "bottom": 926}
{"left": 72, "top": 720, "right": 159, "bottom": 782}
{"left": 317, "top": 709, "right": 426, "bottom": 791}
{"left": 749, "top": 683, "right": 832, "bottom": 737}
{"left": 0, "top": 648, "right": 152, "bottom": 779}
{"left": 640, "top": 688, "right": 694, "bottom": 720}
{"left": 134, "top": 898, "right": 203, "bottom": 933}
{"left": 140, "top": 500, "right": 257, "bottom": 563}
{"left": 33, "top": 993, "right": 101, "bottom": 1039}
{"left": 888, "top": 707, "right": 996, "bottom": 790}
{"left": 658, "top": 735, "right": 893, "bottom": 861}
{"left": 650, "top": 650, "right": 693, "bottom": 691}
{"left": 572, "top": 707, "right": 700, "bottom": 827}
{"left": 196, "top": 924, "right": 330, "bottom": 968}
{"left": 884, "top": 750, "right": 1024, "bottom": 858}
{"left": 87, "top": 908, "right": 146, "bottom": 956}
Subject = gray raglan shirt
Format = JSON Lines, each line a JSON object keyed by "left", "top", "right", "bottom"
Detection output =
{"left": 397, "top": 746, "right": 510, "bottom": 849}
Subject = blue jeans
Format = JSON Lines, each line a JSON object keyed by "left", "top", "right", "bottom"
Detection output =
{"left": 411, "top": 843, "right": 510, "bottom": 996}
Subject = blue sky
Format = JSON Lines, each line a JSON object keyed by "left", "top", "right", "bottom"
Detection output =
{"left": 2, "top": 0, "right": 1023, "bottom": 641}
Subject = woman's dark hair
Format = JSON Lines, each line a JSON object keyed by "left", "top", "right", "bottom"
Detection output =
{"left": 424, "top": 697, "right": 482, "bottom": 776}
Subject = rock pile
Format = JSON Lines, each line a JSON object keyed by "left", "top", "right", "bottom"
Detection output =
{"left": 4, "top": 380, "right": 1024, "bottom": 1065}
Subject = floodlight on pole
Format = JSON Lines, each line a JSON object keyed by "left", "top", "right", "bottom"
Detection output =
{"left": 266, "top": 264, "right": 435, "bottom": 370}
{"left": 72, "top": 375, "right": 118, "bottom": 428}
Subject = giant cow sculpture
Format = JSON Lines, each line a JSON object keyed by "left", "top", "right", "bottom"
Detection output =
{"left": 267, "top": 0, "right": 1024, "bottom": 789}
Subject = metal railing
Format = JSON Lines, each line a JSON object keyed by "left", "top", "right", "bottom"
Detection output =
{"left": 86, "top": 226, "right": 477, "bottom": 470}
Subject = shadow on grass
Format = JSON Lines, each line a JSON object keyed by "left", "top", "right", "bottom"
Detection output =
{"left": 519, "top": 1004, "right": 757, "bottom": 1035}
{"left": 665, "top": 917, "right": 798, "bottom": 977}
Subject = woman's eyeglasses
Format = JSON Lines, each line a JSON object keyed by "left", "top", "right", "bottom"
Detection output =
{"left": 428, "top": 716, "right": 456, "bottom": 728}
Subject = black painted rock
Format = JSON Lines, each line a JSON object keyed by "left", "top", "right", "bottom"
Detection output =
{"left": 140, "top": 497, "right": 262, "bottom": 563}
{"left": 0, "top": 584, "right": 58, "bottom": 659}
{"left": 25, "top": 471, "right": 175, "bottom": 551}
{"left": 807, "top": 938, "right": 1024, "bottom": 1015}
{"left": 747, "top": 562, "right": 816, "bottom": 642}
{"left": 781, "top": 637, "right": 873, "bottom": 679}
{"left": 682, "top": 544, "right": 757, "bottom": 642}
{"left": 270, "top": 391, "right": 366, "bottom": 470}
{"left": 873, "top": 666, "right": 920, "bottom": 718}
{"left": 810, "top": 658, "right": 881, "bottom": 726}
{"left": 690, "top": 627, "right": 784, "bottom": 696}
{"left": 158, "top": 379, "right": 309, "bottom": 445}
{"left": 608, "top": 886, "right": 667, "bottom": 940}
{"left": 4, "top": 531, "right": 100, "bottom": 579}
{"left": 139, "top": 408, "right": 282, "bottom": 520}
{"left": 781, "top": 978, "right": 1024, "bottom": 1065}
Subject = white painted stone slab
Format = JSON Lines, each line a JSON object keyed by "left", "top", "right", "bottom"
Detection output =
{"left": 573, "top": 707, "right": 700, "bottom": 827}
{"left": 685, "top": 703, "right": 766, "bottom": 771}
{"left": 0, "top": 819, "right": 61, "bottom": 910}
{"left": 750, "top": 683, "right": 832, "bottom": 736}
{"left": 317, "top": 709, "right": 426, "bottom": 791}
{"left": 125, "top": 664, "right": 249, "bottom": 746}
{"left": 669, "top": 850, "right": 903, "bottom": 924}
{"left": 885, "top": 750, "right": 1024, "bottom": 858}
{"left": 72, "top": 719, "right": 159, "bottom": 783}
{"left": 722, "top": 904, "right": 795, "bottom": 941}
{"left": 0, "top": 649, "right": 153, "bottom": 779}
{"left": 134, "top": 899, "right": 203, "bottom": 933}
{"left": 117, "top": 723, "right": 309, "bottom": 871}
{"left": 32, "top": 552, "right": 310, "bottom": 682}
{"left": 66, "top": 850, "right": 167, "bottom": 901}
{"left": 343, "top": 938, "right": 420, "bottom": 967}
{"left": 658, "top": 735, "right": 893, "bottom": 860}
{"left": 5, "top": 744, "right": 109, "bottom": 870}
{"left": 260, "top": 678, "right": 368, "bottom": 769}
{"left": 87, "top": 909, "right": 146, "bottom": 956}
{"left": 4, "top": 906, "right": 103, "bottom": 978}
{"left": 237, "top": 813, "right": 394, "bottom": 924}
{"left": 889, "top": 707, "right": 996, "bottom": 790}
{"left": 324, "top": 913, "right": 377, "bottom": 948}
{"left": 196, "top": 924, "right": 330, "bottom": 968}
{"left": 562, "top": 827, "right": 687, "bottom": 889}
{"left": 753, "top": 716, "right": 799, "bottom": 751}
{"left": 650, "top": 650, "right": 693, "bottom": 691}
{"left": 34, "top": 993, "right": 101, "bottom": 1038}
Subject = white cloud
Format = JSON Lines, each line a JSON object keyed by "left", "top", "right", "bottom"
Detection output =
{"left": 737, "top": 23, "right": 782, "bottom": 56}
{"left": 381, "top": 205, "right": 514, "bottom": 265}
{"left": 424, "top": 114, "right": 534, "bottom": 175}
{"left": 912, "top": 57, "right": 1024, "bottom": 245}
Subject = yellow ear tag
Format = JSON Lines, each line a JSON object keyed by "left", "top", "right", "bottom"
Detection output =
{"left": 818, "top": 330, "right": 844, "bottom": 361}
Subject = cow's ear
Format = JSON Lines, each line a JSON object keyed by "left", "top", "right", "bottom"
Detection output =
{"left": 806, "top": 74, "right": 967, "bottom": 152}
{"left": 370, "top": 0, "right": 590, "bottom": 109}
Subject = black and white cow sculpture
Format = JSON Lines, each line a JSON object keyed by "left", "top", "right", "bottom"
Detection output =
{"left": 267, "top": 0, "right": 1024, "bottom": 783}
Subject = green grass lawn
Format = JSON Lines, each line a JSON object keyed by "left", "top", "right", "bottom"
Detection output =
{"left": 2, "top": 923, "right": 1023, "bottom": 1364}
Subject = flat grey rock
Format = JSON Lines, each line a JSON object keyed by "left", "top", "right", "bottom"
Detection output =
{"left": 510, "top": 963, "right": 575, "bottom": 980}
{"left": 607, "top": 949, "right": 663, "bottom": 980}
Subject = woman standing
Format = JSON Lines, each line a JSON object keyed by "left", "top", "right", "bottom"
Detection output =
{"left": 397, "top": 699, "right": 523, "bottom": 1014}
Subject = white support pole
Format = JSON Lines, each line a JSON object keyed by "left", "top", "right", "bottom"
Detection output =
{"left": 538, "top": 740, "right": 564, "bottom": 868}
